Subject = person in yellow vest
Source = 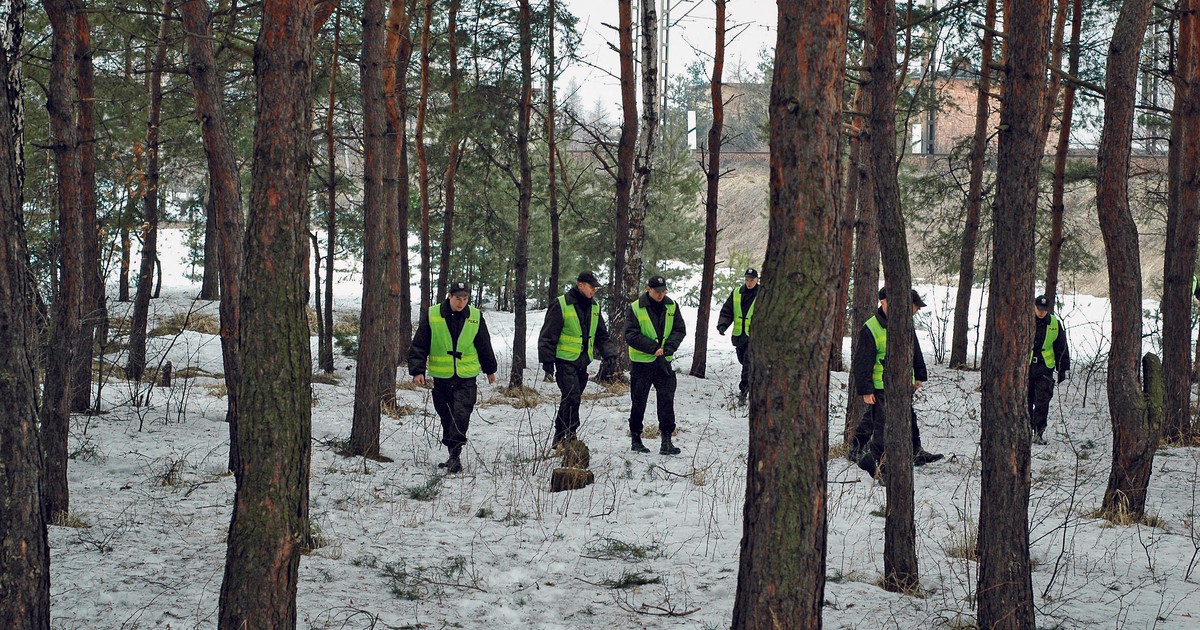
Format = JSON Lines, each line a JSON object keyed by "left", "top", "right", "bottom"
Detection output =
{"left": 408, "top": 281, "right": 498, "bottom": 473}
{"left": 716, "top": 268, "right": 759, "bottom": 404}
{"left": 1029, "top": 294, "right": 1070, "bottom": 445}
{"left": 623, "top": 275, "right": 687, "bottom": 455}
{"left": 850, "top": 286, "right": 944, "bottom": 479}
{"left": 537, "top": 271, "right": 617, "bottom": 447}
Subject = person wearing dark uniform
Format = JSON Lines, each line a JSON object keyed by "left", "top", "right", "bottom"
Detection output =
{"left": 717, "top": 268, "right": 760, "bottom": 404}
{"left": 538, "top": 271, "right": 617, "bottom": 447}
{"left": 624, "top": 275, "right": 687, "bottom": 455}
{"left": 408, "top": 282, "right": 498, "bottom": 473}
{"left": 1029, "top": 294, "right": 1070, "bottom": 445}
{"left": 850, "top": 286, "right": 944, "bottom": 478}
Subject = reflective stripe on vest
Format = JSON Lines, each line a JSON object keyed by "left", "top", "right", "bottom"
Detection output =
{"left": 427, "top": 305, "right": 482, "bottom": 378}
{"left": 555, "top": 295, "right": 599, "bottom": 361}
{"left": 732, "top": 289, "right": 755, "bottom": 336}
{"left": 628, "top": 301, "right": 676, "bottom": 363}
{"left": 865, "top": 315, "right": 887, "bottom": 390}
{"left": 1032, "top": 314, "right": 1059, "bottom": 369}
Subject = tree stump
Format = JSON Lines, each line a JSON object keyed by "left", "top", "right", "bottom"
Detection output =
{"left": 550, "top": 467, "right": 594, "bottom": 492}
{"left": 561, "top": 438, "right": 590, "bottom": 469}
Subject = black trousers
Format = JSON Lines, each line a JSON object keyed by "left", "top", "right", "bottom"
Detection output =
{"left": 628, "top": 360, "right": 677, "bottom": 437}
{"left": 432, "top": 376, "right": 478, "bottom": 454}
{"left": 1028, "top": 364, "right": 1056, "bottom": 435}
{"left": 851, "top": 388, "right": 922, "bottom": 461}
{"left": 734, "top": 336, "right": 751, "bottom": 393}
{"left": 553, "top": 359, "right": 590, "bottom": 444}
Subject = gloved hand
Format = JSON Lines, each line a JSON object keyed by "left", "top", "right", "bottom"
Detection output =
{"left": 1057, "top": 371, "right": 1067, "bottom": 384}
{"left": 718, "top": 328, "right": 727, "bottom": 336}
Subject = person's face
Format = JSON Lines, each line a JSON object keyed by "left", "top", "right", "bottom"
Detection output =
{"left": 744, "top": 276, "right": 758, "bottom": 289}
{"left": 448, "top": 292, "right": 469, "bottom": 312}
{"left": 648, "top": 287, "right": 666, "bottom": 302}
{"left": 912, "top": 304, "right": 921, "bottom": 315}
{"left": 1035, "top": 306, "right": 1049, "bottom": 318}
{"left": 880, "top": 298, "right": 888, "bottom": 316}
{"left": 577, "top": 282, "right": 597, "bottom": 299}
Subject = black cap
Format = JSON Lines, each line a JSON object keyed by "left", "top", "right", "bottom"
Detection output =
{"left": 878, "top": 286, "right": 926, "bottom": 307}
{"left": 577, "top": 271, "right": 602, "bottom": 287}
{"left": 647, "top": 275, "right": 667, "bottom": 290}
{"left": 744, "top": 268, "right": 759, "bottom": 278}
{"left": 1035, "top": 295, "right": 1051, "bottom": 310}
{"left": 449, "top": 281, "right": 469, "bottom": 296}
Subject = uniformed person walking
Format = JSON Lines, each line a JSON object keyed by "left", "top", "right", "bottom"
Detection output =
{"left": 717, "top": 268, "right": 760, "bottom": 404}
{"left": 624, "top": 275, "right": 686, "bottom": 455}
{"left": 1029, "top": 294, "right": 1070, "bottom": 445}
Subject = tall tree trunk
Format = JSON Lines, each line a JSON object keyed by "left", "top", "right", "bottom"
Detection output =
{"left": 844, "top": 98, "right": 879, "bottom": 444}
{"left": 1040, "top": 0, "right": 1069, "bottom": 141}
{"left": 118, "top": 217, "right": 130, "bottom": 301}
{"left": 126, "top": 1, "right": 172, "bottom": 384}
{"left": 949, "top": 0, "right": 996, "bottom": 370}
{"left": 40, "top": 0, "right": 84, "bottom": 520}
{"left": 1045, "top": 0, "right": 1082, "bottom": 301}
{"left": 690, "top": 0, "right": 725, "bottom": 380}
{"left": 391, "top": 0, "right": 416, "bottom": 368}
{"left": 976, "top": 0, "right": 1050, "bottom": 625}
{"left": 217, "top": 0, "right": 314, "bottom": 625}
{"left": 508, "top": 0, "right": 533, "bottom": 388}
{"left": 546, "top": 0, "right": 560, "bottom": 305}
{"left": 377, "top": 0, "right": 401, "bottom": 405}
{"left": 438, "top": 0, "right": 461, "bottom": 298}
{"left": 0, "top": 1, "right": 51, "bottom": 623}
{"left": 829, "top": 88, "right": 862, "bottom": 374}
{"left": 351, "top": 0, "right": 390, "bottom": 458}
{"left": 1162, "top": 0, "right": 1200, "bottom": 441}
{"left": 612, "top": 0, "right": 635, "bottom": 336}
{"left": 70, "top": 8, "right": 99, "bottom": 413}
{"left": 866, "top": 0, "right": 918, "bottom": 593}
{"left": 199, "top": 187, "right": 220, "bottom": 299}
{"left": 415, "top": 0, "right": 433, "bottom": 314}
{"left": 181, "top": 0, "right": 246, "bottom": 473}
{"left": 730, "top": 1, "right": 847, "bottom": 625}
{"left": 1098, "top": 0, "right": 1154, "bottom": 520}
{"left": 319, "top": 5, "right": 339, "bottom": 374}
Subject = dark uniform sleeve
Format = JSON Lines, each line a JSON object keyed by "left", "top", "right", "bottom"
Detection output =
{"left": 716, "top": 290, "right": 735, "bottom": 334}
{"left": 624, "top": 304, "right": 660, "bottom": 355}
{"left": 407, "top": 310, "right": 433, "bottom": 376}
{"left": 913, "top": 333, "right": 928, "bottom": 382}
{"left": 664, "top": 304, "right": 687, "bottom": 357}
{"left": 851, "top": 325, "right": 877, "bottom": 396}
{"left": 1055, "top": 320, "right": 1071, "bottom": 373}
{"left": 475, "top": 314, "right": 499, "bottom": 375}
{"left": 537, "top": 298, "right": 564, "bottom": 367}
{"left": 594, "top": 312, "right": 617, "bottom": 361}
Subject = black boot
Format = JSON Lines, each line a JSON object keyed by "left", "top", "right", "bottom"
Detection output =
{"left": 438, "top": 446, "right": 463, "bottom": 473}
{"left": 913, "top": 449, "right": 944, "bottom": 466}
{"left": 660, "top": 433, "right": 681, "bottom": 455}
{"left": 631, "top": 435, "right": 651, "bottom": 453}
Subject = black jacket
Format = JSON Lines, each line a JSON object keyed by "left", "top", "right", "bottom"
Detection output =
{"left": 1031, "top": 313, "right": 1070, "bottom": 374}
{"left": 537, "top": 286, "right": 616, "bottom": 369}
{"left": 623, "top": 293, "right": 687, "bottom": 358}
{"left": 717, "top": 284, "right": 759, "bottom": 344}
{"left": 851, "top": 307, "right": 928, "bottom": 396}
{"left": 408, "top": 300, "right": 499, "bottom": 377}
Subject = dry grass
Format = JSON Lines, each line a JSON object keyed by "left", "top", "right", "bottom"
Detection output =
{"left": 173, "top": 366, "right": 219, "bottom": 379}
{"left": 203, "top": 383, "right": 228, "bottom": 397}
{"left": 828, "top": 441, "right": 850, "bottom": 461}
{"left": 382, "top": 400, "right": 414, "bottom": 419}
{"left": 149, "top": 311, "right": 221, "bottom": 337}
{"left": 333, "top": 313, "right": 360, "bottom": 335}
{"left": 51, "top": 511, "right": 90, "bottom": 529}
{"left": 944, "top": 521, "right": 979, "bottom": 561}
{"left": 496, "top": 385, "right": 541, "bottom": 409}
{"left": 396, "top": 379, "right": 428, "bottom": 391}
{"left": 1088, "top": 500, "right": 1169, "bottom": 529}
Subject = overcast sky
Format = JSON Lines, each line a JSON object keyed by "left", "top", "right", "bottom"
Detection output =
{"left": 557, "top": 1, "right": 778, "bottom": 117}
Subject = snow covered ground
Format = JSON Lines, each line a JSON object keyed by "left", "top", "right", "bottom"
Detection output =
{"left": 49, "top": 230, "right": 1200, "bottom": 628}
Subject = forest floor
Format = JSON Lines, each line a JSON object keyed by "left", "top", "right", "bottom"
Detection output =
{"left": 49, "top": 230, "right": 1200, "bottom": 629}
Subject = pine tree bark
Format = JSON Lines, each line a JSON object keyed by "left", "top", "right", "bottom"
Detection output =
{"left": 319, "top": 6, "right": 339, "bottom": 374}
{"left": 70, "top": 8, "right": 99, "bottom": 414}
{"left": 390, "top": 0, "right": 416, "bottom": 368}
{"left": 217, "top": 0, "right": 315, "bottom": 625}
{"left": 1162, "top": 0, "right": 1200, "bottom": 441}
{"left": 1098, "top": 0, "right": 1155, "bottom": 520}
{"left": 844, "top": 101, "right": 878, "bottom": 444}
{"left": 0, "top": 2, "right": 51, "bottom": 623}
{"left": 829, "top": 88, "right": 861, "bottom": 376}
{"left": 976, "top": 0, "right": 1051, "bottom": 625}
{"left": 40, "top": 0, "right": 85, "bottom": 519}
{"left": 199, "top": 187, "right": 220, "bottom": 299}
{"left": 1045, "top": 0, "right": 1083, "bottom": 301}
{"left": 730, "top": 1, "right": 847, "bottom": 626}
{"left": 690, "top": 0, "right": 725, "bottom": 380}
{"left": 182, "top": 0, "right": 246, "bottom": 472}
{"left": 865, "top": 0, "right": 918, "bottom": 592}
{"left": 126, "top": 1, "right": 172, "bottom": 384}
{"left": 546, "top": 0, "right": 560, "bottom": 305}
{"left": 612, "top": 0, "right": 635, "bottom": 336}
{"left": 949, "top": 0, "right": 995, "bottom": 370}
{"left": 508, "top": 0, "right": 533, "bottom": 388}
{"left": 415, "top": 0, "right": 433, "bottom": 314}
{"left": 351, "top": 0, "right": 391, "bottom": 458}
{"left": 438, "top": 0, "right": 461, "bottom": 298}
